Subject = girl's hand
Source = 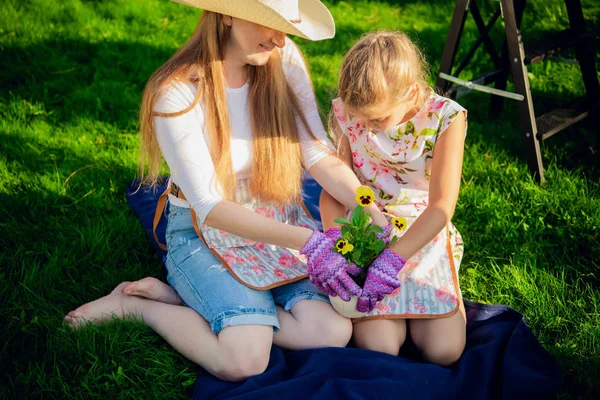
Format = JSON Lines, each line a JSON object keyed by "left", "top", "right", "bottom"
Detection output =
{"left": 356, "top": 249, "right": 406, "bottom": 312}
{"left": 301, "top": 230, "right": 363, "bottom": 300}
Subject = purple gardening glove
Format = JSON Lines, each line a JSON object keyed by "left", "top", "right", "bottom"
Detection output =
{"left": 376, "top": 224, "right": 394, "bottom": 246}
{"left": 356, "top": 249, "right": 406, "bottom": 313}
{"left": 301, "top": 230, "right": 362, "bottom": 301}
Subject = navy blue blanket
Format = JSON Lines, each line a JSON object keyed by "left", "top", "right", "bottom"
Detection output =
{"left": 126, "top": 176, "right": 561, "bottom": 400}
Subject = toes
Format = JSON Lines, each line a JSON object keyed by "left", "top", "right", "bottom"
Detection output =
{"left": 64, "top": 314, "right": 84, "bottom": 327}
{"left": 122, "top": 282, "right": 138, "bottom": 295}
{"left": 123, "top": 278, "right": 156, "bottom": 296}
{"left": 71, "top": 306, "right": 86, "bottom": 315}
{"left": 113, "top": 281, "right": 132, "bottom": 294}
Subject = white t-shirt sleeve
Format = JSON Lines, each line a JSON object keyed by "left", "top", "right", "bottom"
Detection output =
{"left": 154, "top": 82, "right": 223, "bottom": 223}
{"left": 282, "top": 39, "right": 335, "bottom": 169}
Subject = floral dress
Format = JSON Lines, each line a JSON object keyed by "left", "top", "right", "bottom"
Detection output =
{"left": 332, "top": 92, "right": 467, "bottom": 320}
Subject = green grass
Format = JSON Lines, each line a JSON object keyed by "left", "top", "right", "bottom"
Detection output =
{"left": 1, "top": 0, "right": 599, "bottom": 398}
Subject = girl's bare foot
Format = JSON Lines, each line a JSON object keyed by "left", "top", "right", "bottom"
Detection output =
{"left": 122, "top": 277, "right": 182, "bottom": 305}
{"left": 65, "top": 282, "right": 137, "bottom": 328}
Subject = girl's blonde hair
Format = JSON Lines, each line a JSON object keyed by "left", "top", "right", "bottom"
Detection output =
{"left": 338, "top": 31, "right": 429, "bottom": 115}
{"left": 139, "top": 12, "right": 317, "bottom": 204}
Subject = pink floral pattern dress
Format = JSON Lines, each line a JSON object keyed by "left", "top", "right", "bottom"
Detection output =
{"left": 332, "top": 92, "right": 467, "bottom": 319}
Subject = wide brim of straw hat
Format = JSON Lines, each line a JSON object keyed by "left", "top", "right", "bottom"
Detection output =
{"left": 170, "top": 0, "right": 335, "bottom": 41}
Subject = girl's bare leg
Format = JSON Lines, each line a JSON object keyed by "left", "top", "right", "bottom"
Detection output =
{"left": 274, "top": 300, "right": 353, "bottom": 350}
{"left": 352, "top": 319, "right": 407, "bottom": 356}
{"left": 409, "top": 311, "right": 466, "bottom": 366}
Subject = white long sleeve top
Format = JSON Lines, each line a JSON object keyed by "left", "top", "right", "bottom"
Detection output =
{"left": 154, "top": 38, "right": 333, "bottom": 223}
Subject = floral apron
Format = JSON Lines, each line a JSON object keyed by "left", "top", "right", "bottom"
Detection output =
{"left": 333, "top": 93, "right": 467, "bottom": 320}
{"left": 153, "top": 178, "right": 319, "bottom": 290}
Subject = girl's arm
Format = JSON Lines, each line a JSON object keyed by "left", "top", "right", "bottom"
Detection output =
{"left": 388, "top": 112, "right": 467, "bottom": 259}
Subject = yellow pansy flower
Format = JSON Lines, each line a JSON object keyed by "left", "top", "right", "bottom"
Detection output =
{"left": 335, "top": 239, "right": 354, "bottom": 255}
{"left": 391, "top": 217, "right": 407, "bottom": 231}
{"left": 355, "top": 185, "right": 375, "bottom": 207}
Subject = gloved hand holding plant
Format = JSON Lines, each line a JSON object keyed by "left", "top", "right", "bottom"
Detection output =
{"left": 327, "top": 185, "right": 407, "bottom": 315}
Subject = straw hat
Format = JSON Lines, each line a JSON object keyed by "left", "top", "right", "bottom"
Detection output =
{"left": 171, "top": 0, "right": 335, "bottom": 41}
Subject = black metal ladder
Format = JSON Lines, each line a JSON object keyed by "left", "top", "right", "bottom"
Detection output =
{"left": 436, "top": 0, "right": 599, "bottom": 182}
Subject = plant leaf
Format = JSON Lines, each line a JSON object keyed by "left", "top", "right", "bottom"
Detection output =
{"left": 351, "top": 250, "right": 363, "bottom": 264}
{"left": 368, "top": 225, "right": 383, "bottom": 234}
{"left": 352, "top": 206, "right": 364, "bottom": 226}
{"left": 341, "top": 225, "right": 351, "bottom": 237}
{"left": 333, "top": 218, "right": 351, "bottom": 225}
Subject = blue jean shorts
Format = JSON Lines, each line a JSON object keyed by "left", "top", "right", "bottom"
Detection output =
{"left": 164, "top": 203, "right": 329, "bottom": 334}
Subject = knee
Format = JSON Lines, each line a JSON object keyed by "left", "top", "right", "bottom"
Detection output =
{"left": 214, "top": 345, "right": 270, "bottom": 381}
{"left": 308, "top": 316, "right": 353, "bottom": 348}
{"left": 353, "top": 329, "right": 407, "bottom": 356}
{"left": 421, "top": 341, "right": 464, "bottom": 367}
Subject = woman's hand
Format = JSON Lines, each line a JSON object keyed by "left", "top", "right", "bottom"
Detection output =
{"left": 301, "top": 230, "right": 363, "bottom": 300}
{"left": 356, "top": 249, "right": 406, "bottom": 312}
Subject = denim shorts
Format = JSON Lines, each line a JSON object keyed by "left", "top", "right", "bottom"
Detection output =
{"left": 164, "top": 202, "right": 329, "bottom": 334}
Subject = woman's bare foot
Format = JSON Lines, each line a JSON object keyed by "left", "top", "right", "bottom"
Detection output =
{"left": 122, "top": 277, "right": 182, "bottom": 305}
{"left": 65, "top": 282, "right": 138, "bottom": 328}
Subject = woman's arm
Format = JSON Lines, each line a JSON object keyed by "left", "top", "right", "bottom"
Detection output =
{"left": 309, "top": 155, "right": 388, "bottom": 226}
{"left": 309, "top": 123, "right": 388, "bottom": 227}
{"left": 155, "top": 84, "right": 313, "bottom": 250}
{"left": 204, "top": 202, "right": 313, "bottom": 250}
{"left": 388, "top": 112, "right": 466, "bottom": 259}
{"left": 282, "top": 40, "right": 387, "bottom": 227}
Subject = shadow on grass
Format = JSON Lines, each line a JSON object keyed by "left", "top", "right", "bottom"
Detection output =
{"left": 0, "top": 39, "right": 174, "bottom": 130}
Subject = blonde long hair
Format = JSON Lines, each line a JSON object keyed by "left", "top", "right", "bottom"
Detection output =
{"left": 139, "top": 12, "right": 316, "bottom": 204}
{"left": 338, "top": 31, "right": 429, "bottom": 115}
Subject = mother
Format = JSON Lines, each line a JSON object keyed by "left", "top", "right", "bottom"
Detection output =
{"left": 66, "top": 0, "right": 388, "bottom": 382}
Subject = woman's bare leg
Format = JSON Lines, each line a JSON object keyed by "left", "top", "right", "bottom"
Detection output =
{"left": 409, "top": 311, "right": 466, "bottom": 366}
{"left": 122, "top": 277, "right": 182, "bottom": 305}
{"left": 65, "top": 282, "right": 272, "bottom": 381}
{"left": 352, "top": 319, "right": 407, "bottom": 356}
{"left": 122, "top": 279, "right": 353, "bottom": 349}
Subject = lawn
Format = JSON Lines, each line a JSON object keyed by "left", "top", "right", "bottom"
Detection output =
{"left": 1, "top": 0, "right": 599, "bottom": 398}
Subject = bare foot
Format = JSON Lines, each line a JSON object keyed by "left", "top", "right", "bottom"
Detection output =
{"left": 122, "top": 277, "right": 182, "bottom": 305}
{"left": 65, "top": 282, "right": 137, "bottom": 328}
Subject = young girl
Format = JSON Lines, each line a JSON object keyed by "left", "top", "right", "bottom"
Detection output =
{"left": 65, "top": 1, "right": 389, "bottom": 382}
{"left": 320, "top": 31, "right": 468, "bottom": 365}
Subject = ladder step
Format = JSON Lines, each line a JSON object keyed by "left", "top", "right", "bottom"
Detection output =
{"left": 524, "top": 28, "right": 580, "bottom": 65}
{"left": 535, "top": 99, "right": 589, "bottom": 140}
